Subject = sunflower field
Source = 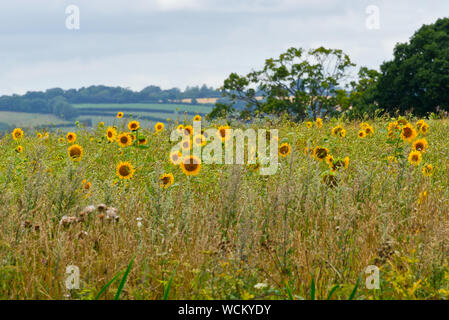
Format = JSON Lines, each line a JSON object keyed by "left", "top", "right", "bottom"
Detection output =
{"left": 2, "top": 113, "right": 449, "bottom": 300}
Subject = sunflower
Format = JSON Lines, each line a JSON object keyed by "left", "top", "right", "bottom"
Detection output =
{"left": 388, "top": 121, "right": 400, "bottom": 132}
{"left": 66, "top": 132, "right": 77, "bottom": 143}
{"left": 422, "top": 164, "right": 433, "bottom": 177}
{"left": 193, "top": 134, "right": 207, "bottom": 147}
{"left": 137, "top": 137, "right": 148, "bottom": 145}
{"left": 278, "top": 143, "right": 291, "bottom": 157}
{"left": 420, "top": 122, "right": 429, "bottom": 135}
{"left": 58, "top": 137, "right": 65, "bottom": 143}
{"left": 160, "top": 173, "right": 175, "bottom": 189}
{"left": 306, "top": 121, "right": 313, "bottom": 128}
{"left": 387, "top": 155, "right": 398, "bottom": 163}
{"left": 331, "top": 125, "right": 343, "bottom": 137}
{"left": 117, "top": 132, "right": 133, "bottom": 147}
{"left": 82, "top": 179, "right": 91, "bottom": 190}
{"left": 37, "top": 132, "right": 43, "bottom": 139}
{"left": 418, "top": 191, "right": 428, "bottom": 205}
{"left": 128, "top": 121, "right": 140, "bottom": 131}
{"left": 325, "top": 154, "right": 335, "bottom": 166}
{"left": 67, "top": 144, "right": 84, "bottom": 162}
{"left": 16, "top": 145, "right": 23, "bottom": 153}
{"left": 180, "top": 155, "right": 201, "bottom": 176}
{"left": 313, "top": 146, "right": 329, "bottom": 161}
{"left": 401, "top": 124, "right": 418, "bottom": 142}
{"left": 323, "top": 174, "right": 338, "bottom": 188}
{"left": 358, "top": 130, "right": 366, "bottom": 139}
{"left": 169, "top": 151, "right": 182, "bottom": 165}
{"left": 12, "top": 128, "right": 24, "bottom": 140}
{"left": 193, "top": 115, "right": 202, "bottom": 122}
{"left": 181, "top": 139, "right": 192, "bottom": 151}
{"left": 360, "top": 122, "right": 370, "bottom": 129}
{"left": 183, "top": 125, "right": 194, "bottom": 136}
{"left": 106, "top": 127, "right": 117, "bottom": 142}
{"left": 408, "top": 150, "right": 422, "bottom": 166}
{"left": 316, "top": 118, "right": 323, "bottom": 128}
{"left": 416, "top": 120, "right": 425, "bottom": 130}
{"left": 397, "top": 117, "right": 408, "bottom": 126}
{"left": 155, "top": 122, "right": 164, "bottom": 133}
{"left": 364, "top": 125, "right": 374, "bottom": 135}
{"left": 217, "top": 125, "right": 231, "bottom": 141}
{"left": 177, "top": 124, "right": 184, "bottom": 134}
{"left": 116, "top": 161, "right": 135, "bottom": 179}
{"left": 413, "top": 138, "right": 428, "bottom": 153}
{"left": 117, "top": 112, "right": 124, "bottom": 119}
{"left": 98, "top": 121, "right": 104, "bottom": 128}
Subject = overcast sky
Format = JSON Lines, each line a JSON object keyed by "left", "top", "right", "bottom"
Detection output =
{"left": 0, "top": 0, "right": 448, "bottom": 95}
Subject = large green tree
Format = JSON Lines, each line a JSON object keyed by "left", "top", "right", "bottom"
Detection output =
{"left": 210, "top": 47, "right": 355, "bottom": 121}
{"left": 376, "top": 18, "right": 449, "bottom": 115}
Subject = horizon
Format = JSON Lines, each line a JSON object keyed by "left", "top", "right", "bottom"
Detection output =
{"left": 1, "top": 1, "right": 448, "bottom": 96}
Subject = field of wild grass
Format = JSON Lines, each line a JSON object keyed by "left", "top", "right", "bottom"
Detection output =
{"left": 1, "top": 114, "right": 449, "bottom": 300}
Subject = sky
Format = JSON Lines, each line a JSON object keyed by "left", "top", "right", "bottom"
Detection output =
{"left": 0, "top": 0, "right": 448, "bottom": 95}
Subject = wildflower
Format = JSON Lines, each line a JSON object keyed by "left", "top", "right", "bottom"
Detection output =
{"left": 420, "top": 122, "right": 429, "bottom": 135}
{"left": 316, "top": 118, "right": 323, "bottom": 128}
{"left": 155, "top": 122, "right": 164, "bottom": 133}
{"left": 117, "top": 132, "right": 132, "bottom": 147}
{"left": 128, "top": 121, "right": 140, "bottom": 131}
{"left": 364, "top": 125, "right": 374, "bottom": 135}
{"left": 160, "top": 173, "right": 175, "bottom": 188}
{"left": 412, "top": 138, "right": 428, "bottom": 153}
{"left": 117, "top": 112, "right": 124, "bottom": 119}
{"left": 66, "top": 132, "right": 77, "bottom": 143}
{"left": 67, "top": 144, "right": 84, "bottom": 162}
{"left": 169, "top": 151, "right": 182, "bottom": 165}
{"left": 12, "top": 128, "right": 24, "bottom": 140}
{"left": 313, "top": 146, "right": 329, "bottom": 161}
{"left": 137, "top": 137, "right": 148, "bottom": 145}
{"left": 306, "top": 121, "right": 313, "bottom": 128}
{"left": 331, "top": 125, "right": 344, "bottom": 137}
{"left": 82, "top": 179, "right": 91, "bottom": 190}
{"left": 217, "top": 125, "right": 231, "bottom": 142}
{"left": 193, "top": 115, "right": 202, "bottom": 122}
{"left": 180, "top": 155, "right": 201, "bottom": 176}
{"left": 408, "top": 150, "right": 422, "bottom": 166}
{"left": 37, "top": 132, "right": 43, "bottom": 139}
{"left": 418, "top": 191, "right": 428, "bottom": 205}
{"left": 116, "top": 162, "right": 135, "bottom": 179}
{"left": 358, "top": 130, "right": 366, "bottom": 139}
{"left": 254, "top": 283, "right": 268, "bottom": 290}
{"left": 193, "top": 134, "right": 207, "bottom": 147}
{"left": 278, "top": 143, "right": 291, "bottom": 157}
{"left": 16, "top": 145, "right": 23, "bottom": 153}
{"left": 98, "top": 121, "right": 104, "bottom": 128}
{"left": 400, "top": 124, "right": 417, "bottom": 142}
{"left": 106, "top": 127, "right": 117, "bottom": 142}
{"left": 177, "top": 124, "right": 184, "bottom": 134}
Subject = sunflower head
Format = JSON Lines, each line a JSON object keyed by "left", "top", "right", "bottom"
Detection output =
{"left": 183, "top": 125, "right": 193, "bottom": 136}
{"left": 117, "top": 132, "right": 133, "bottom": 147}
{"left": 413, "top": 138, "right": 428, "bottom": 152}
{"left": 12, "top": 128, "right": 24, "bottom": 140}
{"left": 137, "top": 137, "right": 148, "bottom": 145}
{"left": 313, "top": 146, "right": 329, "bottom": 161}
{"left": 15, "top": 145, "right": 24, "bottom": 153}
{"left": 68, "top": 144, "right": 84, "bottom": 162}
{"left": 358, "top": 130, "right": 366, "bottom": 139}
{"left": 177, "top": 124, "right": 184, "bottom": 134}
{"left": 66, "top": 132, "right": 77, "bottom": 143}
{"left": 128, "top": 121, "right": 140, "bottom": 131}
{"left": 408, "top": 150, "right": 422, "bottom": 166}
{"left": 306, "top": 121, "right": 313, "bottom": 128}
{"left": 217, "top": 125, "right": 231, "bottom": 141}
{"left": 316, "top": 118, "right": 323, "bottom": 128}
{"left": 116, "top": 161, "right": 135, "bottom": 180}
{"left": 106, "top": 127, "right": 117, "bottom": 142}
{"left": 180, "top": 155, "right": 201, "bottom": 176}
{"left": 155, "top": 122, "right": 164, "bottom": 133}
{"left": 401, "top": 124, "right": 418, "bottom": 142}
{"left": 160, "top": 173, "right": 175, "bottom": 189}
{"left": 169, "top": 151, "right": 182, "bottom": 165}
{"left": 117, "top": 112, "right": 124, "bottom": 119}
{"left": 422, "top": 164, "right": 433, "bottom": 177}
{"left": 278, "top": 143, "right": 291, "bottom": 157}
{"left": 331, "top": 125, "right": 343, "bottom": 136}
{"left": 364, "top": 126, "right": 374, "bottom": 135}
{"left": 420, "top": 122, "right": 429, "bottom": 134}
{"left": 193, "top": 134, "right": 207, "bottom": 147}
{"left": 193, "top": 115, "right": 202, "bottom": 122}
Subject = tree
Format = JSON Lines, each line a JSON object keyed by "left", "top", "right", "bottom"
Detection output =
{"left": 376, "top": 18, "right": 449, "bottom": 115}
{"left": 210, "top": 47, "right": 355, "bottom": 120}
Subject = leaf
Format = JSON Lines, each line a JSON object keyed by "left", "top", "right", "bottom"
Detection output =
{"left": 163, "top": 264, "right": 179, "bottom": 300}
{"left": 114, "top": 256, "right": 135, "bottom": 300}
{"left": 94, "top": 270, "right": 124, "bottom": 300}
{"left": 310, "top": 278, "right": 316, "bottom": 300}
{"left": 326, "top": 284, "right": 340, "bottom": 300}
{"left": 348, "top": 275, "right": 361, "bottom": 300}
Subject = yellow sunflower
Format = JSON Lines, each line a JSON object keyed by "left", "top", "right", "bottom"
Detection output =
{"left": 37, "top": 132, "right": 43, "bottom": 139}
{"left": 128, "top": 121, "right": 140, "bottom": 131}
{"left": 106, "top": 127, "right": 117, "bottom": 142}
{"left": 358, "top": 130, "right": 366, "bottom": 139}
{"left": 16, "top": 145, "right": 24, "bottom": 153}
{"left": 155, "top": 122, "right": 164, "bottom": 132}
{"left": 137, "top": 137, "right": 148, "bottom": 145}
{"left": 316, "top": 118, "right": 323, "bottom": 128}
{"left": 408, "top": 150, "right": 422, "bottom": 166}
{"left": 183, "top": 125, "right": 194, "bottom": 136}
{"left": 331, "top": 125, "right": 343, "bottom": 136}
{"left": 117, "top": 133, "right": 133, "bottom": 147}
{"left": 364, "top": 125, "right": 374, "bottom": 135}
{"left": 313, "top": 146, "right": 329, "bottom": 161}
{"left": 67, "top": 144, "right": 84, "bottom": 162}
{"left": 193, "top": 134, "right": 207, "bottom": 147}
{"left": 169, "top": 151, "right": 182, "bottom": 165}
{"left": 180, "top": 155, "right": 201, "bottom": 176}
{"left": 117, "top": 112, "right": 124, "bottom": 119}
{"left": 58, "top": 137, "right": 65, "bottom": 143}
{"left": 420, "top": 122, "right": 429, "bottom": 135}
{"left": 160, "top": 173, "right": 175, "bottom": 189}
{"left": 325, "top": 154, "right": 335, "bottom": 166}
{"left": 82, "top": 179, "right": 91, "bottom": 190}
{"left": 193, "top": 115, "right": 202, "bottom": 122}
{"left": 413, "top": 138, "right": 428, "bottom": 153}
{"left": 401, "top": 124, "right": 417, "bottom": 142}
{"left": 278, "top": 143, "right": 292, "bottom": 157}
{"left": 422, "top": 164, "right": 433, "bottom": 177}
{"left": 116, "top": 161, "right": 135, "bottom": 180}
{"left": 217, "top": 125, "right": 231, "bottom": 142}
{"left": 177, "top": 124, "right": 184, "bottom": 134}
{"left": 306, "top": 121, "right": 313, "bottom": 128}
{"left": 12, "top": 128, "right": 24, "bottom": 140}
{"left": 66, "top": 132, "right": 77, "bottom": 143}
